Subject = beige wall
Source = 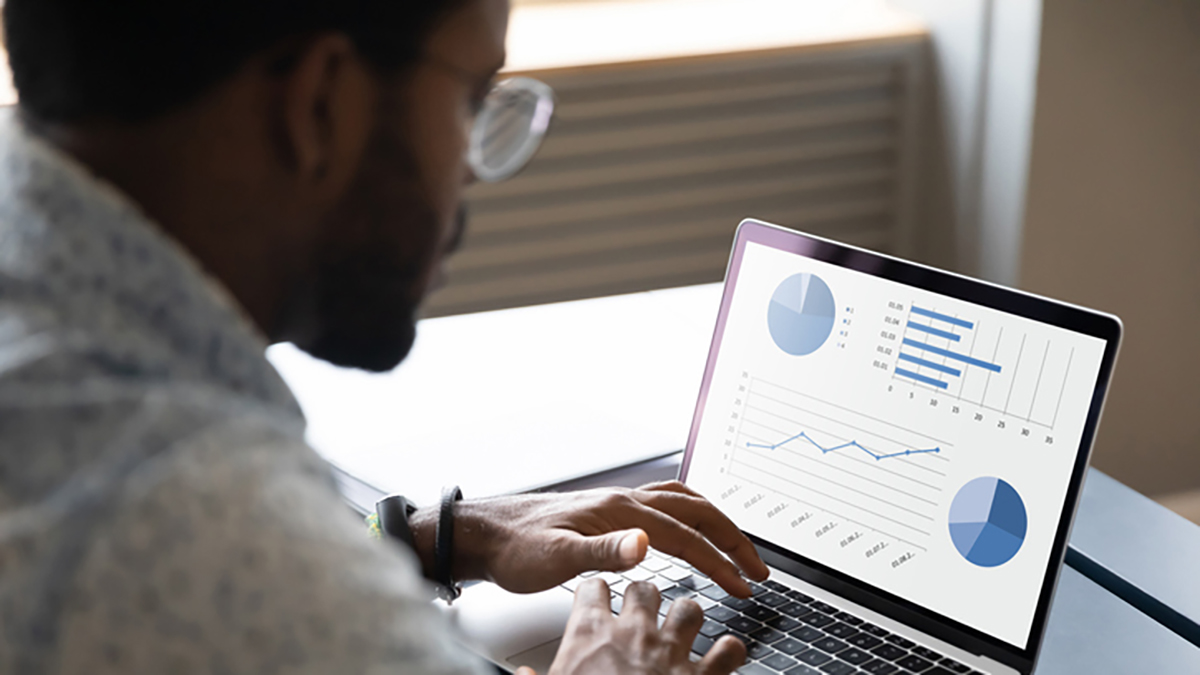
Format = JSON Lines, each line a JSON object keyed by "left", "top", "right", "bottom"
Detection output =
{"left": 1021, "top": 0, "right": 1200, "bottom": 497}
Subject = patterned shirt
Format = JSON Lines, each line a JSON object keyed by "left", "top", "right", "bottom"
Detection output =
{"left": 0, "top": 111, "right": 488, "bottom": 675}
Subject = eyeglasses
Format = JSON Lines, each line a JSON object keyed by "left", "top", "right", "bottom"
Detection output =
{"left": 467, "top": 77, "right": 556, "bottom": 183}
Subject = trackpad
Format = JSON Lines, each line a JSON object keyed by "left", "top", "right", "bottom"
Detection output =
{"left": 507, "top": 637, "right": 562, "bottom": 672}
{"left": 450, "top": 584, "right": 574, "bottom": 670}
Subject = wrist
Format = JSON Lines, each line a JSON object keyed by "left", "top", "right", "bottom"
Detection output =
{"left": 409, "top": 499, "right": 493, "bottom": 583}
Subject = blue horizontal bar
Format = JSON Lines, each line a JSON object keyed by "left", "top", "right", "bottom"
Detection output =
{"left": 911, "top": 306, "right": 975, "bottom": 329}
{"left": 898, "top": 352, "right": 962, "bottom": 377}
{"left": 895, "top": 367, "right": 949, "bottom": 389}
{"left": 903, "top": 338, "right": 1003, "bottom": 373}
{"left": 906, "top": 322, "right": 962, "bottom": 342}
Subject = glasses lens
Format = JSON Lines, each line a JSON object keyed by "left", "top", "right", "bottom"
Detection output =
{"left": 469, "top": 77, "right": 555, "bottom": 183}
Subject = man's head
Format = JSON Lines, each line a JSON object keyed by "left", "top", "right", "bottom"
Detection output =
{"left": 4, "top": 0, "right": 510, "bottom": 371}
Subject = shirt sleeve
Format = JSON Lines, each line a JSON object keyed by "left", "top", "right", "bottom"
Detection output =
{"left": 52, "top": 406, "right": 492, "bottom": 675}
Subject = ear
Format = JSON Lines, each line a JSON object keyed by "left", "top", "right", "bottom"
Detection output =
{"left": 277, "top": 34, "right": 376, "bottom": 191}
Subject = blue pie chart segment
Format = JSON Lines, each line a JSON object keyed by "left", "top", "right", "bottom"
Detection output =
{"left": 767, "top": 273, "right": 836, "bottom": 356}
{"left": 949, "top": 477, "right": 1027, "bottom": 567}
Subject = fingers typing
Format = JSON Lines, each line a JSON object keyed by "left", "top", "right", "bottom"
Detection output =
{"left": 632, "top": 488, "right": 769, "bottom": 583}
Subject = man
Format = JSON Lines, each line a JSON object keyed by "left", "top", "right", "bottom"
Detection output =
{"left": 0, "top": 1, "right": 768, "bottom": 673}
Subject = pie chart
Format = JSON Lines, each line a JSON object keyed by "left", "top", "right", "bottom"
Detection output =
{"left": 767, "top": 273, "right": 836, "bottom": 356}
{"left": 949, "top": 477, "right": 1027, "bottom": 567}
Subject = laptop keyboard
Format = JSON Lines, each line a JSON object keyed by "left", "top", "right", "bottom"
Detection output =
{"left": 561, "top": 551, "right": 988, "bottom": 675}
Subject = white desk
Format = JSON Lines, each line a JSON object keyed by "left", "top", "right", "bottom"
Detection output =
{"left": 267, "top": 284, "right": 724, "bottom": 504}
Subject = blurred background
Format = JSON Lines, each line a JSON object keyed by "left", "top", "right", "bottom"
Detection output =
{"left": 3, "top": 0, "right": 1196, "bottom": 520}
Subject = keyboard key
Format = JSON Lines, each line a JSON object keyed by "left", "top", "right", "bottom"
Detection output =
{"left": 759, "top": 592, "right": 790, "bottom": 608}
{"left": 722, "top": 596, "right": 755, "bottom": 611}
{"left": 661, "top": 566, "right": 692, "bottom": 582}
{"left": 622, "top": 567, "right": 656, "bottom": 582}
{"left": 766, "top": 615, "right": 803, "bottom": 632}
{"left": 695, "top": 596, "right": 717, "bottom": 611}
{"left": 861, "top": 659, "right": 900, "bottom": 674}
{"left": 869, "top": 644, "right": 907, "bottom": 661}
{"left": 764, "top": 580, "right": 792, "bottom": 594}
{"left": 648, "top": 577, "right": 674, "bottom": 592}
{"left": 885, "top": 635, "right": 916, "bottom": 649}
{"left": 786, "top": 589, "right": 815, "bottom": 603}
{"left": 750, "top": 626, "right": 787, "bottom": 644}
{"left": 692, "top": 634, "right": 714, "bottom": 656}
{"left": 679, "top": 575, "right": 715, "bottom": 591}
{"left": 662, "top": 586, "right": 695, "bottom": 601}
{"left": 837, "top": 647, "right": 873, "bottom": 665}
{"left": 779, "top": 601, "right": 811, "bottom": 617}
{"left": 596, "top": 572, "right": 623, "bottom": 585}
{"left": 783, "top": 666, "right": 823, "bottom": 675}
{"left": 812, "top": 637, "right": 849, "bottom": 654}
{"left": 860, "top": 623, "right": 891, "bottom": 638}
{"left": 706, "top": 605, "right": 739, "bottom": 622}
{"left": 896, "top": 654, "right": 934, "bottom": 672}
{"left": 611, "top": 580, "right": 631, "bottom": 596}
{"left": 810, "top": 601, "right": 838, "bottom": 614}
{"left": 726, "top": 616, "right": 763, "bottom": 634}
{"left": 747, "top": 641, "right": 777, "bottom": 661}
{"left": 773, "top": 637, "right": 807, "bottom": 655}
{"left": 798, "top": 612, "right": 836, "bottom": 629}
{"left": 700, "top": 584, "right": 730, "bottom": 601}
{"left": 818, "top": 662, "right": 856, "bottom": 675}
{"left": 745, "top": 605, "right": 780, "bottom": 622}
{"left": 748, "top": 582, "right": 768, "bottom": 596}
{"left": 824, "top": 623, "right": 859, "bottom": 639}
{"left": 849, "top": 633, "right": 883, "bottom": 649}
{"left": 790, "top": 626, "right": 825, "bottom": 643}
{"left": 639, "top": 555, "right": 671, "bottom": 572}
{"left": 939, "top": 658, "right": 971, "bottom": 673}
{"left": 611, "top": 595, "right": 623, "bottom": 613}
{"left": 700, "top": 620, "right": 727, "bottom": 638}
{"left": 797, "top": 648, "right": 834, "bottom": 666}
{"left": 912, "top": 647, "right": 944, "bottom": 662}
{"left": 761, "top": 653, "right": 799, "bottom": 671}
{"left": 834, "top": 612, "right": 863, "bottom": 626}
{"left": 562, "top": 577, "right": 584, "bottom": 592}
{"left": 736, "top": 663, "right": 775, "bottom": 675}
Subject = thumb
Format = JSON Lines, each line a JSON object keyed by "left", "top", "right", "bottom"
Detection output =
{"left": 584, "top": 528, "right": 648, "bottom": 572}
{"left": 515, "top": 668, "right": 537, "bottom": 675}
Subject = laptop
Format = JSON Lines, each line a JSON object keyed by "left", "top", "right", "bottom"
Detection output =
{"left": 450, "top": 218, "right": 1122, "bottom": 675}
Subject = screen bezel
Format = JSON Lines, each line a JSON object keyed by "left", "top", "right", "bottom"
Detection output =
{"left": 679, "top": 219, "right": 1123, "bottom": 673}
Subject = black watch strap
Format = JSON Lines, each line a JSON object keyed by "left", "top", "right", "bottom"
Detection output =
{"left": 375, "top": 495, "right": 418, "bottom": 549}
{"left": 434, "top": 485, "right": 463, "bottom": 601}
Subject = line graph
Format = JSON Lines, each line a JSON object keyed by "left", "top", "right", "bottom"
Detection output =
{"left": 747, "top": 430, "right": 941, "bottom": 461}
{"left": 726, "top": 376, "right": 951, "bottom": 548}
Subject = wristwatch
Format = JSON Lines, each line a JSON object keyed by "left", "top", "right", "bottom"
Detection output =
{"left": 374, "top": 487, "right": 463, "bottom": 603}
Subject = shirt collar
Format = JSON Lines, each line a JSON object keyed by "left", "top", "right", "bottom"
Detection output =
{"left": 0, "top": 110, "right": 303, "bottom": 418}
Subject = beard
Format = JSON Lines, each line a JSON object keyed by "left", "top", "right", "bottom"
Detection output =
{"left": 282, "top": 90, "right": 464, "bottom": 373}
{"left": 300, "top": 237, "right": 427, "bottom": 373}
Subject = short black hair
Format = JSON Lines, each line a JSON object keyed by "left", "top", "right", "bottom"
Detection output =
{"left": 4, "top": 0, "right": 471, "bottom": 123}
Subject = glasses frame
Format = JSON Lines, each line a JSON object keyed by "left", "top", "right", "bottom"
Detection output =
{"left": 467, "top": 77, "right": 556, "bottom": 183}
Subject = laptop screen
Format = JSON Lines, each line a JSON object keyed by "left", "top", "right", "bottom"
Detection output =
{"left": 684, "top": 223, "right": 1115, "bottom": 651}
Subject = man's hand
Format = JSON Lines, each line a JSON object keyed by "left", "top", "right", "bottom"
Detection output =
{"left": 408, "top": 481, "right": 769, "bottom": 598}
{"left": 514, "top": 579, "right": 745, "bottom": 675}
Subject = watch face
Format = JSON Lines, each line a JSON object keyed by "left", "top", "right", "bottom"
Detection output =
{"left": 376, "top": 496, "right": 417, "bottom": 548}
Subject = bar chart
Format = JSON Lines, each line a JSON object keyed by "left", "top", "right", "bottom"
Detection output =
{"left": 886, "top": 302, "right": 1076, "bottom": 430}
